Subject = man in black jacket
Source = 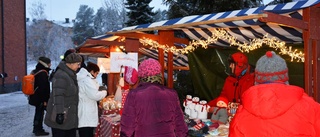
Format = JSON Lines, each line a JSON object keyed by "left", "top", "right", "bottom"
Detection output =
{"left": 29, "top": 56, "right": 51, "bottom": 136}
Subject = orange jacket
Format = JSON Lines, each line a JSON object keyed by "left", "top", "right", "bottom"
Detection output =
{"left": 229, "top": 83, "right": 320, "bottom": 137}
{"left": 208, "top": 72, "right": 254, "bottom": 107}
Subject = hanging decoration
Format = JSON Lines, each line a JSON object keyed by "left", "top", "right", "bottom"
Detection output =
{"left": 139, "top": 28, "right": 304, "bottom": 62}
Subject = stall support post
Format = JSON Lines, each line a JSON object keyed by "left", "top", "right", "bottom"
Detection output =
{"left": 303, "top": 3, "right": 320, "bottom": 102}
{"left": 107, "top": 45, "right": 120, "bottom": 95}
{"left": 159, "top": 30, "right": 174, "bottom": 88}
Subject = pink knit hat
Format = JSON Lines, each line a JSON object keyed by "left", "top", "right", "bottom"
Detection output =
{"left": 124, "top": 66, "right": 138, "bottom": 85}
{"left": 138, "top": 58, "right": 161, "bottom": 78}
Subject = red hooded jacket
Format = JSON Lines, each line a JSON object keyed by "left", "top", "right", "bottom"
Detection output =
{"left": 208, "top": 67, "right": 255, "bottom": 107}
{"left": 208, "top": 52, "right": 255, "bottom": 107}
{"left": 229, "top": 83, "right": 320, "bottom": 137}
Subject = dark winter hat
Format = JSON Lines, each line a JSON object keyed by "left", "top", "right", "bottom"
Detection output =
{"left": 64, "top": 53, "right": 82, "bottom": 63}
{"left": 62, "top": 49, "right": 76, "bottom": 61}
{"left": 255, "top": 51, "right": 289, "bottom": 84}
{"left": 38, "top": 56, "right": 51, "bottom": 68}
{"left": 38, "top": 56, "right": 51, "bottom": 64}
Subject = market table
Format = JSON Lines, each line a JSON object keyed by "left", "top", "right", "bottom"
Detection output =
{"left": 204, "top": 124, "right": 229, "bottom": 137}
{"left": 95, "top": 110, "right": 229, "bottom": 137}
{"left": 95, "top": 109, "right": 121, "bottom": 137}
{"left": 188, "top": 119, "right": 229, "bottom": 137}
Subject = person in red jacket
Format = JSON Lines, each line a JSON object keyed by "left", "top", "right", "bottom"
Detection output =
{"left": 208, "top": 52, "right": 255, "bottom": 107}
{"left": 229, "top": 51, "right": 320, "bottom": 137}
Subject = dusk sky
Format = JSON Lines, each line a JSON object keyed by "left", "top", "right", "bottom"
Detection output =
{"left": 26, "top": 0, "right": 273, "bottom": 21}
{"left": 26, "top": 0, "right": 169, "bottom": 21}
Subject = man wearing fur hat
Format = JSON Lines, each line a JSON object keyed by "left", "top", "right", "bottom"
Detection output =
{"left": 44, "top": 52, "right": 82, "bottom": 137}
{"left": 29, "top": 56, "right": 51, "bottom": 136}
{"left": 229, "top": 51, "right": 320, "bottom": 137}
{"left": 120, "top": 58, "right": 188, "bottom": 137}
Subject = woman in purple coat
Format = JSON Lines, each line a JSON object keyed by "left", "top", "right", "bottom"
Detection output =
{"left": 120, "top": 58, "right": 188, "bottom": 137}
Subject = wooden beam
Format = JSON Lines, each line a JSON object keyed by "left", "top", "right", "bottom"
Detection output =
{"left": 310, "top": 4, "right": 320, "bottom": 102}
{"left": 159, "top": 30, "right": 175, "bottom": 88}
{"left": 114, "top": 32, "right": 190, "bottom": 45}
{"left": 174, "top": 37, "right": 189, "bottom": 45}
{"left": 312, "top": 40, "right": 320, "bottom": 102}
{"left": 86, "top": 39, "right": 125, "bottom": 46}
{"left": 259, "top": 11, "right": 308, "bottom": 30}
{"left": 125, "top": 39, "right": 140, "bottom": 52}
{"left": 108, "top": 14, "right": 266, "bottom": 34}
{"left": 158, "top": 48, "right": 165, "bottom": 82}
{"left": 107, "top": 46, "right": 120, "bottom": 95}
{"left": 114, "top": 32, "right": 159, "bottom": 40}
{"left": 78, "top": 47, "right": 110, "bottom": 53}
{"left": 164, "top": 66, "right": 190, "bottom": 70}
{"left": 303, "top": 7, "right": 313, "bottom": 97}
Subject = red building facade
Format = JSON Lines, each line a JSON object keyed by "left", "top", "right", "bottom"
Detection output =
{"left": 0, "top": 0, "right": 26, "bottom": 93}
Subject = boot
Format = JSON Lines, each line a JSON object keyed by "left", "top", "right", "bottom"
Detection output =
{"left": 34, "top": 130, "right": 49, "bottom": 136}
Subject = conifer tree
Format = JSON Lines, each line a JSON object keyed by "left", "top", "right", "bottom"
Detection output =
{"left": 164, "top": 0, "right": 263, "bottom": 19}
{"left": 125, "top": 0, "right": 156, "bottom": 26}
{"left": 72, "top": 5, "right": 95, "bottom": 46}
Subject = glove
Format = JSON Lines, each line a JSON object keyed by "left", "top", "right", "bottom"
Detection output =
{"left": 39, "top": 103, "right": 46, "bottom": 110}
{"left": 98, "top": 86, "right": 107, "bottom": 91}
{"left": 56, "top": 113, "right": 64, "bottom": 125}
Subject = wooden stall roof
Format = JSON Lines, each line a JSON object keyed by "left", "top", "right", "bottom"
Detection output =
{"left": 78, "top": 0, "right": 320, "bottom": 100}
{"left": 79, "top": 0, "right": 320, "bottom": 67}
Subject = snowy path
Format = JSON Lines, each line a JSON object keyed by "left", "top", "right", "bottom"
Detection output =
{"left": 0, "top": 91, "right": 51, "bottom": 137}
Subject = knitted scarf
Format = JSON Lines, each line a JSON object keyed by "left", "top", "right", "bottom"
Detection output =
{"left": 139, "top": 74, "right": 163, "bottom": 84}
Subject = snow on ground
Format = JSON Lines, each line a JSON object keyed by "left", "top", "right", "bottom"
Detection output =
{"left": 0, "top": 91, "right": 51, "bottom": 137}
{"left": 0, "top": 61, "right": 104, "bottom": 137}
{"left": 0, "top": 91, "right": 29, "bottom": 109}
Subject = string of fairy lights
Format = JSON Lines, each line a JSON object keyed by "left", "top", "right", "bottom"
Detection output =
{"left": 139, "top": 28, "right": 305, "bottom": 62}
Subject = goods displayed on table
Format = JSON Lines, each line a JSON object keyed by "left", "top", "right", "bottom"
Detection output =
{"left": 183, "top": 95, "right": 231, "bottom": 137}
{"left": 99, "top": 95, "right": 121, "bottom": 111}
{"left": 95, "top": 80, "right": 132, "bottom": 137}
{"left": 186, "top": 117, "right": 229, "bottom": 137}
{"left": 227, "top": 102, "right": 239, "bottom": 122}
{"left": 210, "top": 96, "right": 229, "bottom": 124}
{"left": 96, "top": 114, "right": 120, "bottom": 137}
{"left": 189, "top": 96, "right": 200, "bottom": 119}
{"left": 183, "top": 95, "right": 211, "bottom": 120}
{"left": 183, "top": 95, "right": 193, "bottom": 116}
{"left": 96, "top": 94, "right": 234, "bottom": 137}
{"left": 96, "top": 95, "right": 122, "bottom": 137}
{"left": 196, "top": 100, "right": 210, "bottom": 120}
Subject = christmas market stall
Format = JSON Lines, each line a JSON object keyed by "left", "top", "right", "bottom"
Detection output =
{"left": 77, "top": 0, "right": 320, "bottom": 136}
